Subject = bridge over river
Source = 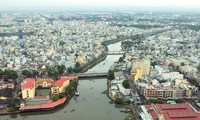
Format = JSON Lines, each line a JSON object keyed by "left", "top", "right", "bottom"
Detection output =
{"left": 77, "top": 72, "right": 108, "bottom": 78}
{"left": 107, "top": 51, "right": 125, "bottom": 55}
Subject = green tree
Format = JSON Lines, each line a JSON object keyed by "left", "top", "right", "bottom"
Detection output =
{"left": 0, "top": 69, "right": 3, "bottom": 78}
{"left": 65, "top": 80, "right": 78, "bottom": 98}
{"left": 151, "top": 61, "right": 160, "bottom": 67}
{"left": 115, "top": 98, "right": 124, "bottom": 104}
{"left": 52, "top": 71, "right": 59, "bottom": 80}
{"left": 67, "top": 67, "right": 73, "bottom": 74}
{"left": 32, "top": 70, "right": 39, "bottom": 77}
{"left": 108, "top": 70, "right": 115, "bottom": 80}
{"left": 58, "top": 64, "right": 66, "bottom": 75}
{"left": 4, "top": 69, "right": 18, "bottom": 79}
{"left": 52, "top": 95, "right": 59, "bottom": 102}
{"left": 22, "top": 70, "right": 32, "bottom": 78}
{"left": 188, "top": 78, "right": 199, "bottom": 87}
{"left": 122, "top": 80, "right": 130, "bottom": 89}
{"left": 75, "top": 62, "right": 81, "bottom": 68}
{"left": 181, "top": 62, "right": 185, "bottom": 66}
{"left": 118, "top": 57, "right": 124, "bottom": 63}
{"left": 123, "top": 54, "right": 126, "bottom": 59}
{"left": 75, "top": 53, "right": 79, "bottom": 58}
{"left": 74, "top": 62, "right": 81, "bottom": 73}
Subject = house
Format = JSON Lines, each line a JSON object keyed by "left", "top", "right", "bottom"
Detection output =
{"left": 51, "top": 78, "right": 70, "bottom": 95}
{"left": 21, "top": 78, "right": 35, "bottom": 99}
{"left": 0, "top": 81, "right": 14, "bottom": 90}
{"left": 114, "top": 71, "right": 124, "bottom": 80}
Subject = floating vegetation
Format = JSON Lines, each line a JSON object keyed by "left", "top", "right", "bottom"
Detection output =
{"left": 70, "top": 109, "right": 75, "bottom": 113}
{"left": 109, "top": 101, "right": 114, "bottom": 104}
{"left": 101, "top": 90, "right": 108, "bottom": 94}
{"left": 115, "top": 104, "right": 124, "bottom": 108}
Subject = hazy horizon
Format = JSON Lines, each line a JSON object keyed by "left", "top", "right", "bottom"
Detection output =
{"left": 0, "top": 0, "right": 199, "bottom": 12}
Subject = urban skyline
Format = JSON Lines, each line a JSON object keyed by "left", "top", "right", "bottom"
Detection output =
{"left": 0, "top": 0, "right": 200, "bottom": 12}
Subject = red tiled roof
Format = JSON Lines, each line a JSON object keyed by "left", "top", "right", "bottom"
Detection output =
{"left": 19, "top": 98, "right": 67, "bottom": 111}
{"left": 36, "top": 79, "right": 54, "bottom": 84}
{"left": 160, "top": 104, "right": 187, "bottom": 110}
{"left": 21, "top": 78, "right": 35, "bottom": 89}
{"left": 168, "top": 112, "right": 196, "bottom": 118}
{"left": 146, "top": 105, "right": 158, "bottom": 120}
{"left": 146, "top": 103, "right": 200, "bottom": 120}
{"left": 53, "top": 79, "right": 67, "bottom": 87}
{"left": 60, "top": 75, "right": 77, "bottom": 80}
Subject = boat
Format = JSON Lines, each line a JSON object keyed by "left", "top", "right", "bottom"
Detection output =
{"left": 75, "top": 91, "right": 79, "bottom": 96}
{"left": 120, "top": 108, "right": 131, "bottom": 113}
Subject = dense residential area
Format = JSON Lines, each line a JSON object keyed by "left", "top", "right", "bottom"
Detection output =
{"left": 0, "top": 10, "right": 200, "bottom": 120}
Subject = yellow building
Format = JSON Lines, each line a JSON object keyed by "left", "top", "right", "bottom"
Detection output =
{"left": 141, "top": 60, "right": 150, "bottom": 76}
{"left": 21, "top": 78, "right": 35, "bottom": 99}
{"left": 131, "top": 68, "right": 142, "bottom": 81}
{"left": 131, "top": 59, "right": 150, "bottom": 81}
{"left": 169, "top": 58, "right": 190, "bottom": 67}
{"left": 51, "top": 79, "right": 70, "bottom": 95}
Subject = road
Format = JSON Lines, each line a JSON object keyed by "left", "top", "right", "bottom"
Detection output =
{"left": 123, "top": 72, "right": 143, "bottom": 120}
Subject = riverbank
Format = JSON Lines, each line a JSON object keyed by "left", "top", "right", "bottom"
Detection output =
{"left": 79, "top": 38, "right": 124, "bottom": 73}
{"left": 0, "top": 111, "right": 20, "bottom": 115}
{"left": 19, "top": 98, "right": 67, "bottom": 112}
{"left": 80, "top": 53, "right": 107, "bottom": 73}
{"left": 0, "top": 40, "right": 123, "bottom": 117}
{"left": 107, "top": 80, "right": 115, "bottom": 101}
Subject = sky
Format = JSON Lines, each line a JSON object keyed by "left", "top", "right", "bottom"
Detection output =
{"left": 0, "top": 0, "right": 200, "bottom": 11}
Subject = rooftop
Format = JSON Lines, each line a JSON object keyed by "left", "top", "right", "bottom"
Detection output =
{"left": 146, "top": 103, "right": 200, "bottom": 120}
{"left": 60, "top": 75, "right": 77, "bottom": 80}
{"left": 19, "top": 97, "right": 66, "bottom": 111}
{"left": 36, "top": 79, "right": 54, "bottom": 84}
{"left": 21, "top": 78, "right": 35, "bottom": 89}
{"left": 53, "top": 79, "right": 68, "bottom": 87}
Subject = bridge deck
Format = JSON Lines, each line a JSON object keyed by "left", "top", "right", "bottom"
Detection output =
{"left": 77, "top": 72, "right": 108, "bottom": 78}
{"left": 107, "top": 51, "right": 125, "bottom": 55}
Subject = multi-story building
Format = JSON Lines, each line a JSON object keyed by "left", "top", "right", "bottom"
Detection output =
{"left": 131, "top": 68, "right": 142, "bottom": 81}
{"left": 51, "top": 78, "right": 70, "bottom": 95}
{"left": 142, "top": 83, "right": 197, "bottom": 99}
{"left": 131, "top": 59, "right": 150, "bottom": 81}
{"left": 21, "top": 78, "right": 35, "bottom": 99}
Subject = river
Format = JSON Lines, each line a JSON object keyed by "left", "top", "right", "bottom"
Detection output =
{"left": 1, "top": 42, "right": 127, "bottom": 120}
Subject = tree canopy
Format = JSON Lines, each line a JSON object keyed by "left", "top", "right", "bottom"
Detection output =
{"left": 108, "top": 70, "right": 115, "bottom": 80}
{"left": 4, "top": 69, "right": 18, "bottom": 79}
{"left": 122, "top": 80, "right": 130, "bottom": 89}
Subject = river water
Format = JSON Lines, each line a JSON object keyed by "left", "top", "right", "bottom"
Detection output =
{"left": 1, "top": 42, "right": 127, "bottom": 120}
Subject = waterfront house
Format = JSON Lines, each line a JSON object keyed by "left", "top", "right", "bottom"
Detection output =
{"left": 21, "top": 78, "right": 35, "bottom": 99}
{"left": 51, "top": 78, "right": 70, "bottom": 95}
